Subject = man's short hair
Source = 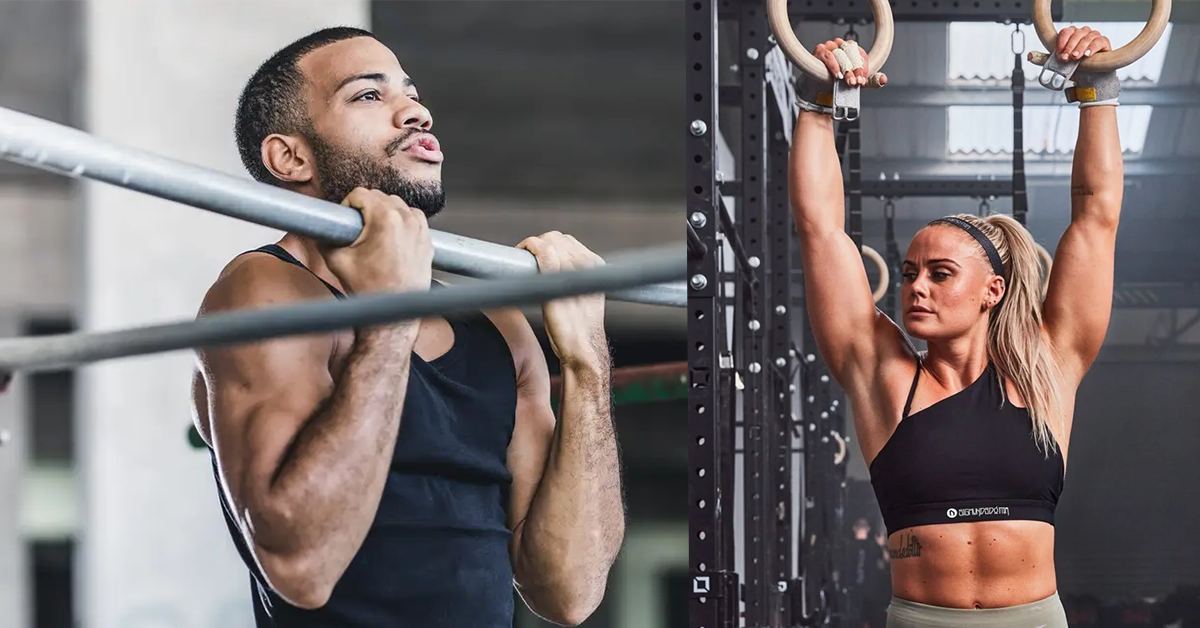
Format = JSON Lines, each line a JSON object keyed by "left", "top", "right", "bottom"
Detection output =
{"left": 234, "top": 26, "right": 377, "bottom": 185}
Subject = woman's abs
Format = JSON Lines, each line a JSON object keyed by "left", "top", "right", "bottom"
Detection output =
{"left": 887, "top": 520, "right": 1057, "bottom": 609}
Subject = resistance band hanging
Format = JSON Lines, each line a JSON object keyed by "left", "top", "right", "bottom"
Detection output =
{"left": 1012, "top": 26, "right": 1028, "bottom": 226}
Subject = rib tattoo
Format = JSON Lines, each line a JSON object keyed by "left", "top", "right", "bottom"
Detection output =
{"left": 889, "top": 533, "right": 923, "bottom": 560}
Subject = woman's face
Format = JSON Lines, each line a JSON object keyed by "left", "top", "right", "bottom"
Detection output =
{"left": 900, "top": 225, "right": 1004, "bottom": 341}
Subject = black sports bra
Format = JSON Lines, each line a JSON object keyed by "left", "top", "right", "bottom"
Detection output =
{"left": 868, "top": 360, "right": 1065, "bottom": 536}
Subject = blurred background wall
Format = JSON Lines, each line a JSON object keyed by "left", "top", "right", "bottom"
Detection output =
{"left": 0, "top": 1, "right": 685, "bottom": 627}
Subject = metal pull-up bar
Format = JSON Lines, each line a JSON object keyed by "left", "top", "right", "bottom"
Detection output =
{"left": 0, "top": 106, "right": 686, "bottom": 308}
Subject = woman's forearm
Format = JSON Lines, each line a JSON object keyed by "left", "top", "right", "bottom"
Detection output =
{"left": 1070, "top": 105, "right": 1124, "bottom": 218}
{"left": 790, "top": 111, "right": 845, "bottom": 236}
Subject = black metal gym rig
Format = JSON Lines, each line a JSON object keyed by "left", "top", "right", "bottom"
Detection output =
{"left": 687, "top": 0, "right": 1059, "bottom": 626}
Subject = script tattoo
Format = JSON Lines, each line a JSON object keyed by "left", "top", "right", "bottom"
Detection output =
{"left": 1071, "top": 185, "right": 1095, "bottom": 197}
{"left": 889, "top": 533, "right": 923, "bottom": 560}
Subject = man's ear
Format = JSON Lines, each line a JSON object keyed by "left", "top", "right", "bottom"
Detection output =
{"left": 261, "top": 133, "right": 314, "bottom": 184}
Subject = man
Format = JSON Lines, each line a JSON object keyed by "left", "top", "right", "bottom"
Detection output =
{"left": 189, "top": 26, "right": 625, "bottom": 627}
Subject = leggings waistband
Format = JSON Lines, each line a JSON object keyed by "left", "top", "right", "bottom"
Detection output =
{"left": 887, "top": 592, "right": 1068, "bottom": 628}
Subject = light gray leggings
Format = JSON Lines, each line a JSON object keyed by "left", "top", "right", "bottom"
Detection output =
{"left": 887, "top": 593, "right": 1069, "bottom": 628}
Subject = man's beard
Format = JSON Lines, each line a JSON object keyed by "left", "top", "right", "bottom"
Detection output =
{"left": 308, "top": 133, "right": 446, "bottom": 217}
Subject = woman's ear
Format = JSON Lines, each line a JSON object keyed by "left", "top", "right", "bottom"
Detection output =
{"left": 986, "top": 275, "right": 1006, "bottom": 308}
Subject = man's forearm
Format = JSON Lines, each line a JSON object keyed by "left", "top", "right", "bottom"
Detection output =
{"left": 517, "top": 353, "right": 625, "bottom": 620}
{"left": 254, "top": 324, "right": 418, "bottom": 575}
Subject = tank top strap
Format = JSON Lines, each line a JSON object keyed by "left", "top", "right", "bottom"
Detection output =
{"left": 901, "top": 360, "right": 921, "bottom": 419}
{"left": 244, "top": 244, "right": 345, "bottom": 299}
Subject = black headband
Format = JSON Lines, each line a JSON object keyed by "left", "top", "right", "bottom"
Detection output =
{"left": 929, "top": 217, "right": 1005, "bottom": 276}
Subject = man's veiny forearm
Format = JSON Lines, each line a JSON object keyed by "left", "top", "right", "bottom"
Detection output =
{"left": 255, "top": 324, "right": 419, "bottom": 568}
{"left": 517, "top": 355, "right": 624, "bottom": 619}
{"left": 791, "top": 111, "right": 845, "bottom": 235}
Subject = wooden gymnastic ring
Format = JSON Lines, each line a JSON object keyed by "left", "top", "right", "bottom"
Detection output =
{"left": 766, "top": 0, "right": 894, "bottom": 86}
{"left": 862, "top": 245, "right": 889, "bottom": 305}
{"left": 831, "top": 430, "right": 847, "bottom": 466}
{"left": 1029, "top": 0, "right": 1171, "bottom": 73}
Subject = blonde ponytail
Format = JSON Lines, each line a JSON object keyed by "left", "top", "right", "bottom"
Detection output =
{"left": 949, "top": 213, "right": 1065, "bottom": 455}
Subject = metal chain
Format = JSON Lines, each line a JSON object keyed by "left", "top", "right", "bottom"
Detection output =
{"left": 1011, "top": 24, "right": 1025, "bottom": 56}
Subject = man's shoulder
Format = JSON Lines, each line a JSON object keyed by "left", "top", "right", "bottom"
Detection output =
{"left": 200, "top": 249, "right": 329, "bottom": 316}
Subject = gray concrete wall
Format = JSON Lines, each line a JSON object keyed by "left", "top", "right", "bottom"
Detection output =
{"left": 0, "top": 312, "right": 29, "bottom": 628}
{"left": 79, "top": 2, "right": 368, "bottom": 627}
{"left": 0, "top": 182, "right": 77, "bottom": 313}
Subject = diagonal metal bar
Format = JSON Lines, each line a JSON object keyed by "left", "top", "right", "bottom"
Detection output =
{"left": 0, "top": 105, "right": 684, "bottom": 308}
{"left": 0, "top": 245, "right": 683, "bottom": 374}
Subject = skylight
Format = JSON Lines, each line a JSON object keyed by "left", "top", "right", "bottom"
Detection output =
{"left": 945, "top": 22, "right": 1166, "bottom": 157}
{"left": 947, "top": 105, "right": 1154, "bottom": 156}
{"left": 947, "top": 21, "right": 1173, "bottom": 84}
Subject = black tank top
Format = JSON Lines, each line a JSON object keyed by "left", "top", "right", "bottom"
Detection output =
{"left": 208, "top": 244, "right": 518, "bottom": 627}
{"left": 868, "top": 360, "right": 1065, "bottom": 536}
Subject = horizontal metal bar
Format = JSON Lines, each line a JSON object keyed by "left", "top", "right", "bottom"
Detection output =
{"left": 1065, "top": 0, "right": 1200, "bottom": 24}
{"left": 723, "top": 83, "right": 1189, "bottom": 108}
{"left": 784, "top": 0, "right": 1060, "bottom": 22}
{"left": 0, "top": 244, "right": 683, "bottom": 374}
{"left": 722, "top": 177, "right": 1014, "bottom": 198}
{"left": 863, "top": 85, "right": 1199, "bottom": 108}
{"left": 0, "top": 106, "right": 684, "bottom": 308}
{"left": 863, "top": 158, "right": 1194, "bottom": 180}
{"left": 1112, "top": 284, "right": 1200, "bottom": 310}
{"left": 862, "top": 178, "right": 1013, "bottom": 198}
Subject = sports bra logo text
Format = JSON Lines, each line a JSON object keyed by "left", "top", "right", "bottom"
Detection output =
{"left": 946, "top": 506, "right": 1010, "bottom": 519}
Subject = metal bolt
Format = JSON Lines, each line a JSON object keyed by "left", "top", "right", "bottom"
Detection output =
{"left": 789, "top": 384, "right": 796, "bottom": 393}
{"left": 749, "top": 362, "right": 762, "bottom": 373}
{"left": 821, "top": 412, "right": 829, "bottom": 419}
{"left": 690, "top": 120, "right": 708, "bottom": 136}
{"left": 821, "top": 436, "right": 829, "bottom": 443}
{"left": 805, "top": 354, "right": 816, "bottom": 363}
{"left": 806, "top": 395, "right": 815, "bottom": 403}
{"left": 777, "top": 581, "right": 788, "bottom": 592}
{"left": 690, "top": 274, "right": 708, "bottom": 290}
{"left": 775, "top": 357, "right": 786, "bottom": 368}
{"left": 775, "top": 305, "right": 787, "bottom": 315}
{"left": 748, "top": 256, "right": 761, "bottom": 268}
{"left": 788, "top": 349, "right": 796, "bottom": 358}
{"left": 747, "top": 47, "right": 760, "bottom": 60}
{"left": 808, "top": 423, "right": 816, "bottom": 432}
{"left": 831, "top": 399, "right": 839, "bottom": 407}
{"left": 748, "top": 319, "right": 761, "bottom": 331}
{"left": 690, "top": 212, "right": 707, "bottom": 228}
{"left": 820, "top": 375, "right": 830, "bottom": 383}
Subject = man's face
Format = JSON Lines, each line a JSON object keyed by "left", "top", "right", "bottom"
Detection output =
{"left": 297, "top": 37, "right": 445, "bottom": 216}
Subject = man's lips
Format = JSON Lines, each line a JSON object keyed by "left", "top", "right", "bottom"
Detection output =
{"left": 400, "top": 134, "right": 443, "bottom": 163}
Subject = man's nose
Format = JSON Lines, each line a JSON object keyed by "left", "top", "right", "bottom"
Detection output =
{"left": 395, "top": 99, "right": 432, "bottom": 130}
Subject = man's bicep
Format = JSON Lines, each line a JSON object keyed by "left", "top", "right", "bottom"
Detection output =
{"left": 198, "top": 265, "right": 337, "bottom": 517}
{"left": 203, "top": 333, "right": 335, "bottom": 513}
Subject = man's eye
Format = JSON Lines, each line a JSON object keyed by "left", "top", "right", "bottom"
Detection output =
{"left": 355, "top": 90, "right": 382, "bottom": 102}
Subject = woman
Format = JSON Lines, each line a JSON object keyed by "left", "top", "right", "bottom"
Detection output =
{"left": 790, "top": 26, "right": 1123, "bottom": 627}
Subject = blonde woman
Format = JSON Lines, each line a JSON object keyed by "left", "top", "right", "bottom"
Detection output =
{"left": 790, "top": 26, "right": 1122, "bottom": 627}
